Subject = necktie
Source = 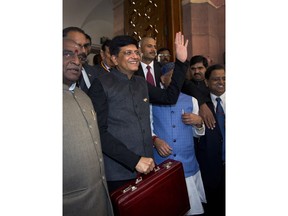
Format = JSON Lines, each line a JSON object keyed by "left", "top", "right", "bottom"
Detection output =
{"left": 216, "top": 97, "right": 225, "bottom": 161}
{"left": 146, "top": 65, "right": 155, "bottom": 86}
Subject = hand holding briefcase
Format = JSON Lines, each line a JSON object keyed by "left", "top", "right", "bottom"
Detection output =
{"left": 110, "top": 159, "right": 190, "bottom": 216}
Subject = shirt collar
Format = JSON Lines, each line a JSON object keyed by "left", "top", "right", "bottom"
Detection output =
{"left": 69, "top": 83, "right": 77, "bottom": 92}
{"left": 141, "top": 61, "right": 154, "bottom": 71}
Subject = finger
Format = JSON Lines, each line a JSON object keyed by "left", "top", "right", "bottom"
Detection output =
{"left": 175, "top": 32, "right": 180, "bottom": 44}
{"left": 184, "top": 39, "right": 189, "bottom": 47}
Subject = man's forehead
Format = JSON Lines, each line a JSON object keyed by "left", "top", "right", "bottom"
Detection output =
{"left": 64, "top": 39, "right": 80, "bottom": 52}
{"left": 210, "top": 69, "right": 225, "bottom": 76}
{"left": 66, "top": 31, "right": 86, "bottom": 44}
{"left": 192, "top": 62, "right": 204, "bottom": 66}
{"left": 120, "top": 44, "right": 138, "bottom": 50}
{"left": 160, "top": 50, "right": 170, "bottom": 54}
{"left": 142, "top": 37, "right": 156, "bottom": 44}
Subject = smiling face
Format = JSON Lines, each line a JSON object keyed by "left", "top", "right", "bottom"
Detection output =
{"left": 205, "top": 68, "right": 225, "bottom": 96}
{"left": 111, "top": 44, "right": 140, "bottom": 78}
{"left": 63, "top": 39, "right": 82, "bottom": 86}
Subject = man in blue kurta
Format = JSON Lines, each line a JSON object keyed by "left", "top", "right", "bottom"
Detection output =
{"left": 152, "top": 62, "right": 207, "bottom": 215}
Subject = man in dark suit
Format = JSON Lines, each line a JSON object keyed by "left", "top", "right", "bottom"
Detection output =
{"left": 136, "top": 36, "right": 162, "bottom": 87}
{"left": 94, "top": 39, "right": 115, "bottom": 74}
{"left": 194, "top": 64, "right": 226, "bottom": 216}
{"left": 88, "top": 35, "right": 156, "bottom": 193}
{"left": 63, "top": 27, "right": 101, "bottom": 94}
{"left": 135, "top": 34, "right": 189, "bottom": 105}
{"left": 181, "top": 55, "right": 216, "bottom": 130}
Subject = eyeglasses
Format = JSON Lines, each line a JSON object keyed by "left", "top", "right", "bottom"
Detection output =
{"left": 121, "top": 50, "right": 141, "bottom": 57}
{"left": 158, "top": 54, "right": 171, "bottom": 57}
{"left": 63, "top": 50, "right": 86, "bottom": 62}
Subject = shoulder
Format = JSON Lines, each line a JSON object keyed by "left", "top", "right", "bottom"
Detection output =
{"left": 134, "top": 65, "right": 144, "bottom": 76}
{"left": 83, "top": 63, "right": 96, "bottom": 72}
{"left": 153, "top": 61, "right": 162, "bottom": 72}
{"left": 133, "top": 74, "right": 146, "bottom": 84}
{"left": 154, "top": 60, "right": 162, "bottom": 68}
{"left": 74, "top": 87, "right": 91, "bottom": 99}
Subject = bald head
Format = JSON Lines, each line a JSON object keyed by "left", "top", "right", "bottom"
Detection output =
{"left": 139, "top": 37, "right": 157, "bottom": 64}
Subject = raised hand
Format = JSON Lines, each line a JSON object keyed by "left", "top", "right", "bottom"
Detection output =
{"left": 175, "top": 31, "right": 189, "bottom": 63}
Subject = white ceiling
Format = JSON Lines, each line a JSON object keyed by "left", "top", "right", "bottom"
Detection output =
{"left": 63, "top": 0, "right": 114, "bottom": 46}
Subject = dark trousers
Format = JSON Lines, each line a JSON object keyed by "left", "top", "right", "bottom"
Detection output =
{"left": 203, "top": 164, "right": 225, "bottom": 216}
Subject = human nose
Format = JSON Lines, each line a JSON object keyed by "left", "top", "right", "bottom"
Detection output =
{"left": 74, "top": 55, "right": 81, "bottom": 65}
{"left": 219, "top": 78, "right": 225, "bottom": 85}
{"left": 69, "top": 53, "right": 81, "bottom": 65}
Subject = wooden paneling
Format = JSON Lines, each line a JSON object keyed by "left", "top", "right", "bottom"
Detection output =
{"left": 124, "top": 0, "right": 182, "bottom": 60}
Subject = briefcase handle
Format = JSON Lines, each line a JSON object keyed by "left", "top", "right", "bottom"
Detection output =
{"left": 122, "top": 160, "right": 175, "bottom": 193}
{"left": 135, "top": 160, "right": 173, "bottom": 184}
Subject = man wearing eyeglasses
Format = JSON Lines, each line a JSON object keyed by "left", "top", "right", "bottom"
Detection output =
{"left": 88, "top": 35, "right": 155, "bottom": 192}
{"left": 63, "top": 27, "right": 100, "bottom": 94}
{"left": 88, "top": 33, "right": 188, "bottom": 192}
{"left": 157, "top": 47, "right": 172, "bottom": 67}
{"left": 63, "top": 38, "right": 114, "bottom": 216}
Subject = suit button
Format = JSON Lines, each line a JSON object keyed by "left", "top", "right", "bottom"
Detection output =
{"left": 173, "top": 139, "right": 176, "bottom": 142}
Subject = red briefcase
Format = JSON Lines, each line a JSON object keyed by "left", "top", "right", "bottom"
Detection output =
{"left": 110, "top": 159, "right": 190, "bottom": 216}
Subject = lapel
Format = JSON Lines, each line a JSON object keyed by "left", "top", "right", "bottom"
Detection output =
{"left": 153, "top": 61, "right": 162, "bottom": 87}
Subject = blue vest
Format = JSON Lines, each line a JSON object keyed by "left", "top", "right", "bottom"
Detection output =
{"left": 152, "top": 93, "right": 199, "bottom": 177}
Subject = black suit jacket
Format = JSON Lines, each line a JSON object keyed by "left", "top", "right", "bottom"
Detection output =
{"left": 181, "top": 79, "right": 211, "bottom": 106}
{"left": 94, "top": 62, "right": 111, "bottom": 75}
{"left": 78, "top": 63, "right": 102, "bottom": 94}
{"left": 134, "top": 59, "right": 188, "bottom": 105}
{"left": 135, "top": 60, "right": 162, "bottom": 87}
{"left": 194, "top": 100, "right": 224, "bottom": 189}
